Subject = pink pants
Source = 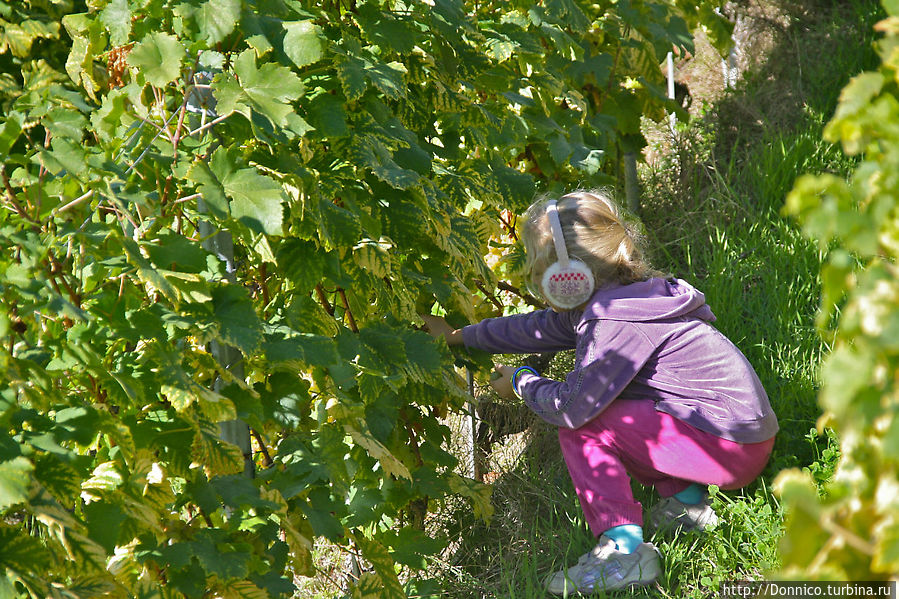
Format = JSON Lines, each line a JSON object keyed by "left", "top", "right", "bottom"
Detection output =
{"left": 558, "top": 399, "right": 774, "bottom": 536}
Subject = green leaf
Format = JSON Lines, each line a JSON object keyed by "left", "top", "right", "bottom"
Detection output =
{"left": 354, "top": 535, "right": 405, "bottom": 599}
{"left": 188, "top": 154, "right": 229, "bottom": 220}
{"left": 145, "top": 231, "right": 210, "bottom": 272}
{"left": 306, "top": 93, "right": 348, "bottom": 138}
{"left": 336, "top": 54, "right": 367, "bottom": 101}
{"left": 0, "top": 112, "right": 25, "bottom": 160}
{"left": 283, "top": 20, "right": 324, "bottom": 68}
{"left": 0, "top": 525, "right": 52, "bottom": 573}
{"left": 195, "top": 0, "right": 241, "bottom": 45}
{"left": 448, "top": 473, "right": 493, "bottom": 523}
{"left": 100, "top": 0, "right": 131, "bottom": 46}
{"left": 400, "top": 329, "right": 444, "bottom": 382}
{"left": 263, "top": 327, "right": 339, "bottom": 369}
{"left": 191, "top": 530, "right": 251, "bottom": 580}
{"left": 346, "top": 424, "right": 411, "bottom": 480}
{"left": 319, "top": 199, "right": 362, "bottom": 249}
{"left": 276, "top": 239, "right": 325, "bottom": 293}
{"left": 127, "top": 32, "right": 185, "bottom": 87}
{"left": 353, "top": 239, "right": 392, "bottom": 278}
{"left": 224, "top": 168, "right": 285, "bottom": 236}
{"left": 212, "top": 284, "right": 264, "bottom": 355}
{"left": 192, "top": 421, "right": 245, "bottom": 476}
{"left": 217, "top": 49, "right": 305, "bottom": 128}
{"left": 0, "top": 457, "right": 33, "bottom": 510}
{"left": 189, "top": 147, "right": 285, "bottom": 235}
{"left": 84, "top": 500, "right": 127, "bottom": 554}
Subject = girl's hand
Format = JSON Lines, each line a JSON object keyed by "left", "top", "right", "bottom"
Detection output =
{"left": 419, "top": 314, "right": 463, "bottom": 345}
{"left": 490, "top": 364, "right": 517, "bottom": 399}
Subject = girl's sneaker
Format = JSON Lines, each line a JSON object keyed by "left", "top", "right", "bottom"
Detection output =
{"left": 545, "top": 535, "right": 661, "bottom": 595}
{"left": 648, "top": 496, "right": 718, "bottom": 533}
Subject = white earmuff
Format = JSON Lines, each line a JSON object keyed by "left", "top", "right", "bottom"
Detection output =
{"left": 540, "top": 200, "right": 595, "bottom": 309}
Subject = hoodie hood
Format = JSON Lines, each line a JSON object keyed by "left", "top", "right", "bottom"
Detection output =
{"left": 579, "top": 277, "right": 716, "bottom": 323}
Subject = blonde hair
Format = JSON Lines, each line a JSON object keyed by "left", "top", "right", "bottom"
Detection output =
{"left": 521, "top": 189, "right": 658, "bottom": 297}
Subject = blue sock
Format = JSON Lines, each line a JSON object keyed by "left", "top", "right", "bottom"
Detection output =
{"left": 673, "top": 483, "right": 705, "bottom": 505}
{"left": 604, "top": 524, "right": 643, "bottom": 554}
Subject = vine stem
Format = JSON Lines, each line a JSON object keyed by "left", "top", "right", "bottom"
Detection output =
{"left": 497, "top": 210, "right": 518, "bottom": 241}
{"left": 496, "top": 280, "right": 543, "bottom": 308}
{"left": 250, "top": 428, "right": 274, "bottom": 468}
{"left": 54, "top": 189, "right": 94, "bottom": 215}
{"left": 1, "top": 166, "right": 39, "bottom": 226}
{"left": 474, "top": 280, "right": 504, "bottom": 311}
{"left": 259, "top": 263, "right": 271, "bottom": 310}
{"left": 338, "top": 288, "right": 358, "bottom": 333}
{"left": 47, "top": 250, "right": 81, "bottom": 307}
{"left": 315, "top": 284, "right": 335, "bottom": 316}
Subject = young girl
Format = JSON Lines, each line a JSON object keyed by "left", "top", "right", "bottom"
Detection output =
{"left": 423, "top": 190, "right": 777, "bottom": 595}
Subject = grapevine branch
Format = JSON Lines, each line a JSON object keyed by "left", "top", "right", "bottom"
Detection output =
{"left": 315, "top": 284, "right": 335, "bottom": 316}
{"left": 1, "top": 166, "right": 39, "bottom": 227}
{"left": 497, "top": 211, "right": 518, "bottom": 241}
{"left": 496, "top": 280, "right": 544, "bottom": 308}
{"left": 250, "top": 428, "right": 274, "bottom": 468}
{"left": 338, "top": 288, "right": 358, "bottom": 333}
{"left": 474, "top": 280, "right": 504, "bottom": 311}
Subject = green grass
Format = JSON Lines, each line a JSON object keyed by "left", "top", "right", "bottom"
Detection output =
{"left": 422, "top": 2, "right": 883, "bottom": 597}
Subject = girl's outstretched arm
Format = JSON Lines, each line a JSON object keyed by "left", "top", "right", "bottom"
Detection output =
{"left": 461, "top": 308, "right": 579, "bottom": 354}
{"left": 420, "top": 314, "right": 464, "bottom": 345}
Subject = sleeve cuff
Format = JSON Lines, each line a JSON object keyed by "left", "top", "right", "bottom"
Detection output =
{"left": 515, "top": 371, "right": 540, "bottom": 398}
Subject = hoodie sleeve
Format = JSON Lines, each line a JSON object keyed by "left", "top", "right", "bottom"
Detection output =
{"left": 515, "top": 320, "right": 658, "bottom": 428}
{"left": 461, "top": 308, "right": 579, "bottom": 354}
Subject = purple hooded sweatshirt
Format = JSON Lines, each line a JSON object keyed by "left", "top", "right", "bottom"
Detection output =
{"left": 462, "top": 277, "right": 778, "bottom": 444}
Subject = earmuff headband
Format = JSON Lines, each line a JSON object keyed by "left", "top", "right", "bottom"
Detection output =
{"left": 545, "top": 200, "right": 570, "bottom": 268}
{"left": 540, "top": 199, "right": 596, "bottom": 309}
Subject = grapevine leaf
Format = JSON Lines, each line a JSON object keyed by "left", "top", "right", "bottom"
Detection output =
{"left": 377, "top": 527, "right": 446, "bottom": 568}
{"left": 306, "top": 93, "right": 348, "bottom": 137}
{"left": 319, "top": 199, "right": 362, "bottom": 249}
{"left": 336, "top": 54, "right": 367, "bottom": 101}
{"left": 283, "top": 20, "right": 324, "bottom": 68}
{"left": 145, "top": 231, "right": 210, "bottom": 273}
{"left": 263, "top": 326, "right": 339, "bottom": 369}
{"left": 354, "top": 535, "right": 405, "bottom": 599}
{"left": 191, "top": 529, "right": 250, "bottom": 580}
{"left": 355, "top": 4, "right": 420, "bottom": 54}
{"left": 221, "top": 581, "right": 270, "bottom": 599}
{"left": 192, "top": 421, "right": 245, "bottom": 476}
{"left": 127, "top": 32, "right": 185, "bottom": 87}
{"left": 400, "top": 329, "right": 445, "bottom": 382}
{"left": 83, "top": 500, "right": 127, "bottom": 553}
{"left": 0, "top": 112, "right": 24, "bottom": 160}
{"left": 350, "top": 572, "right": 382, "bottom": 599}
{"left": 448, "top": 473, "right": 493, "bottom": 523}
{"left": 275, "top": 239, "right": 325, "bottom": 293}
{"left": 231, "top": 49, "right": 305, "bottom": 127}
{"left": 225, "top": 167, "right": 285, "bottom": 236}
{"left": 0, "top": 457, "right": 33, "bottom": 510}
{"left": 33, "top": 454, "right": 81, "bottom": 505}
{"left": 195, "top": 0, "right": 241, "bottom": 46}
{"left": 0, "top": 525, "right": 53, "bottom": 573}
{"left": 188, "top": 153, "right": 230, "bottom": 220}
{"left": 346, "top": 424, "right": 411, "bottom": 480}
{"left": 353, "top": 239, "right": 392, "bottom": 278}
{"left": 100, "top": 0, "right": 131, "bottom": 46}
{"left": 212, "top": 284, "right": 264, "bottom": 355}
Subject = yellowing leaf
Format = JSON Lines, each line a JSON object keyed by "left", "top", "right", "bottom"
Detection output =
{"left": 353, "top": 535, "right": 405, "bottom": 599}
{"left": 449, "top": 473, "right": 493, "bottom": 524}
{"left": 346, "top": 425, "right": 411, "bottom": 480}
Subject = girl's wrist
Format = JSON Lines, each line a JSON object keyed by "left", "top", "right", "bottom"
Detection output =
{"left": 511, "top": 366, "right": 539, "bottom": 397}
{"left": 446, "top": 328, "right": 463, "bottom": 346}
